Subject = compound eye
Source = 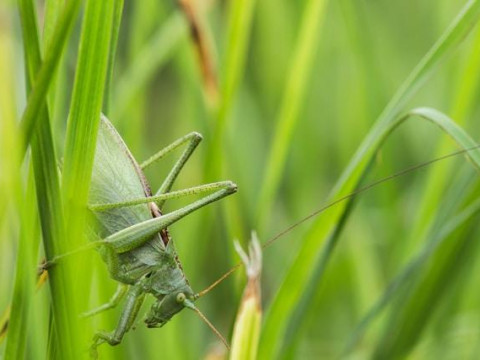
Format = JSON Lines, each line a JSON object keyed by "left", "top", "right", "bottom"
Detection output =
{"left": 176, "top": 292, "right": 186, "bottom": 303}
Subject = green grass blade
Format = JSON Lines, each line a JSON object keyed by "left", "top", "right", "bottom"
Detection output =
{"left": 203, "top": 0, "right": 258, "bottom": 250}
{"left": 206, "top": 0, "right": 257, "bottom": 178}
{"left": 373, "top": 213, "right": 480, "bottom": 358}
{"left": 402, "top": 23, "right": 480, "bottom": 261}
{"left": 61, "top": 0, "right": 116, "bottom": 356}
{"left": 18, "top": 0, "right": 81, "bottom": 154}
{"left": 0, "top": 5, "right": 19, "bottom": 247}
{"left": 216, "top": 0, "right": 257, "bottom": 126}
{"left": 259, "top": 105, "right": 480, "bottom": 358}
{"left": 258, "top": 1, "right": 480, "bottom": 357}
{"left": 256, "top": 0, "right": 329, "bottom": 228}
{"left": 343, "top": 194, "right": 480, "bottom": 355}
{"left": 111, "top": 12, "right": 187, "bottom": 121}
{"left": 103, "top": 0, "right": 124, "bottom": 116}
{"left": 4, "top": 171, "right": 39, "bottom": 360}
{"left": 284, "top": 124, "right": 480, "bottom": 356}
{"left": 17, "top": 0, "right": 76, "bottom": 358}
{"left": 62, "top": 2, "right": 116, "bottom": 213}
{"left": 0, "top": 17, "right": 37, "bottom": 359}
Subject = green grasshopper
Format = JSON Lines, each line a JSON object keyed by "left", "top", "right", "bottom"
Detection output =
{"left": 72, "top": 115, "right": 237, "bottom": 354}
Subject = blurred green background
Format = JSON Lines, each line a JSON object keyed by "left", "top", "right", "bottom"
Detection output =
{"left": 2, "top": 0, "right": 480, "bottom": 359}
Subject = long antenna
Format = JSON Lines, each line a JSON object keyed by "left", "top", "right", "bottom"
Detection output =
{"left": 197, "top": 144, "right": 480, "bottom": 296}
{"left": 184, "top": 300, "right": 230, "bottom": 350}
{"left": 195, "top": 264, "right": 241, "bottom": 298}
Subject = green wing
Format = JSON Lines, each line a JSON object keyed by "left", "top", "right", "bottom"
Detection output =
{"left": 89, "top": 115, "right": 152, "bottom": 237}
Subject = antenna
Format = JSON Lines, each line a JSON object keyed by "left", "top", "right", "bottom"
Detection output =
{"left": 195, "top": 264, "right": 241, "bottom": 298}
{"left": 196, "top": 144, "right": 480, "bottom": 295}
{"left": 184, "top": 300, "right": 230, "bottom": 350}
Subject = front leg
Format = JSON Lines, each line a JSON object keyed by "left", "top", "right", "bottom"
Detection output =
{"left": 82, "top": 284, "right": 128, "bottom": 318}
{"left": 90, "top": 284, "right": 145, "bottom": 358}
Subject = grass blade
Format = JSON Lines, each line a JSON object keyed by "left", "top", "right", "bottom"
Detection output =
{"left": 19, "top": 0, "right": 81, "bottom": 154}
{"left": 17, "top": 0, "right": 77, "bottom": 358}
{"left": 373, "top": 209, "right": 480, "bottom": 358}
{"left": 256, "top": 0, "right": 329, "bottom": 228}
{"left": 402, "top": 22, "right": 480, "bottom": 265}
{"left": 260, "top": 105, "right": 480, "bottom": 358}
{"left": 4, "top": 172, "right": 39, "bottom": 360}
{"left": 205, "top": 0, "right": 257, "bottom": 181}
{"left": 343, "top": 194, "right": 480, "bottom": 356}
{"left": 258, "top": 1, "right": 480, "bottom": 357}
{"left": 103, "top": 0, "right": 124, "bottom": 116}
{"left": 0, "top": 13, "right": 38, "bottom": 359}
{"left": 61, "top": 0, "right": 117, "bottom": 356}
{"left": 111, "top": 12, "right": 187, "bottom": 121}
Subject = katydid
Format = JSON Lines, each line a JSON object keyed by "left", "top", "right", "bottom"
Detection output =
{"left": 81, "top": 114, "right": 236, "bottom": 354}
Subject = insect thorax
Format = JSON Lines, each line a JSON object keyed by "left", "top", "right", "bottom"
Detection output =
{"left": 142, "top": 246, "right": 192, "bottom": 298}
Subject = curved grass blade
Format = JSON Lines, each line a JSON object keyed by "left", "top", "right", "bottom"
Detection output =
{"left": 402, "top": 21, "right": 480, "bottom": 270}
{"left": 280, "top": 107, "right": 480, "bottom": 354}
{"left": 260, "top": 105, "right": 480, "bottom": 358}
{"left": 258, "top": 1, "right": 480, "bottom": 356}
{"left": 371, "top": 123, "right": 480, "bottom": 359}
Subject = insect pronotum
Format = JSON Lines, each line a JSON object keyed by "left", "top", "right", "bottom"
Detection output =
{"left": 1, "top": 114, "right": 480, "bottom": 355}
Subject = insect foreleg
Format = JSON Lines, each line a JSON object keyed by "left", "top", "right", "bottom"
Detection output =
{"left": 82, "top": 284, "right": 128, "bottom": 318}
{"left": 106, "top": 184, "right": 237, "bottom": 253}
{"left": 90, "top": 284, "right": 145, "bottom": 357}
{"left": 140, "top": 132, "right": 202, "bottom": 207}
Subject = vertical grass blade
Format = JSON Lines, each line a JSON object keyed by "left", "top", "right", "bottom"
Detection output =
{"left": 111, "top": 12, "right": 187, "bottom": 121}
{"left": 256, "top": 0, "right": 328, "bottom": 228}
{"left": 17, "top": 0, "right": 76, "bottom": 358}
{"left": 61, "top": 0, "right": 116, "bottom": 355}
{"left": 103, "top": 0, "right": 124, "bottom": 116}
{"left": 206, "top": 0, "right": 257, "bottom": 180}
{"left": 202, "top": 0, "right": 258, "bottom": 284}
{"left": 0, "top": 12, "right": 38, "bottom": 359}
{"left": 4, "top": 172, "right": 39, "bottom": 360}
